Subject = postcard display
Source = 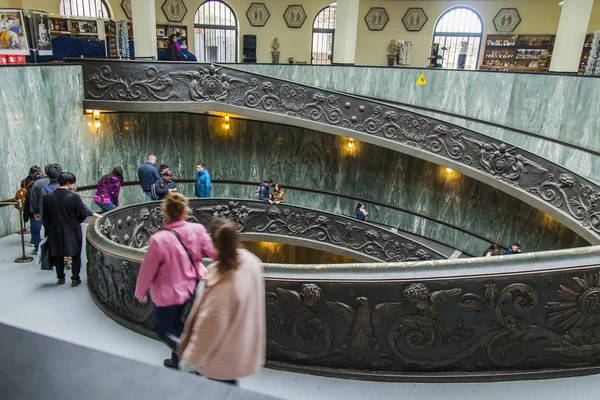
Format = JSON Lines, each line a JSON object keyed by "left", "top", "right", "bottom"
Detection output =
{"left": 117, "top": 21, "right": 130, "bottom": 58}
{"left": 0, "top": 9, "right": 30, "bottom": 63}
{"left": 585, "top": 32, "right": 600, "bottom": 76}
{"left": 31, "top": 10, "right": 53, "bottom": 56}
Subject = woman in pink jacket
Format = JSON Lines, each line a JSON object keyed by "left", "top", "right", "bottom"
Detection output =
{"left": 178, "top": 219, "right": 266, "bottom": 385}
{"left": 135, "top": 193, "right": 217, "bottom": 369}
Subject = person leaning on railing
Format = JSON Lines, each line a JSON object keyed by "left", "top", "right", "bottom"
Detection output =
{"left": 269, "top": 183, "right": 285, "bottom": 204}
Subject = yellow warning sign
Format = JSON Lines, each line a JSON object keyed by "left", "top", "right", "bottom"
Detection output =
{"left": 416, "top": 74, "right": 427, "bottom": 85}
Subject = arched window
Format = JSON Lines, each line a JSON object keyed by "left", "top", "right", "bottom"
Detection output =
{"left": 432, "top": 6, "right": 483, "bottom": 69}
{"left": 60, "top": 0, "right": 112, "bottom": 18}
{"left": 311, "top": 6, "right": 336, "bottom": 64}
{"left": 194, "top": 0, "right": 237, "bottom": 63}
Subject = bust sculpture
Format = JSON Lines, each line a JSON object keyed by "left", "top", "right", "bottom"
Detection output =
{"left": 271, "top": 38, "right": 280, "bottom": 64}
{"left": 272, "top": 37, "right": 280, "bottom": 51}
{"left": 387, "top": 39, "right": 399, "bottom": 56}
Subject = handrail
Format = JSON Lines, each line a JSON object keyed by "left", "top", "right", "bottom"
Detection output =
{"left": 355, "top": 94, "right": 600, "bottom": 159}
{"left": 0, "top": 178, "right": 504, "bottom": 251}
{"left": 69, "top": 178, "right": 501, "bottom": 251}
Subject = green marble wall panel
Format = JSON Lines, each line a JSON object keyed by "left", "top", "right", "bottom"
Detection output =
{"left": 87, "top": 112, "right": 586, "bottom": 255}
{"left": 242, "top": 242, "right": 360, "bottom": 264}
{"left": 235, "top": 65, "right": 600, "bottom": 155}
{"left": 0, "top": 65, "right": 97, "bottom": 239}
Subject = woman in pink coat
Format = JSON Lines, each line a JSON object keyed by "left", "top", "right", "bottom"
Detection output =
{"left": 178, "top": 219, "right": 266, "bottom": 385}
{"left": 135, "top": 193, "right": 217, "bottom": 369}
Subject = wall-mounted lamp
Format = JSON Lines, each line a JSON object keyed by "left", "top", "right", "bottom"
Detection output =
{"left": 446, "top": 168, "right": 453, "bottom": 173}
{"left": 92, "top": 110, "right": 101, "bottom": 128}
{"left": 224, "top": 114, "right": 230, "bottom": 122}
{"left": 348, "top": 138, "right": 355, "bottom": 149}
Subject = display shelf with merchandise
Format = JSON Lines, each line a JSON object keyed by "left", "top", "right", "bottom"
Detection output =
{"left": 584, "top": 32, "right": 600, "bottom": 76}
{"left": 156, "top": 24, "right": 188, "bottom": 50}
{"left": 579, "top": 33, "right": 594, "bottom": 74}
{"left": 49, "top": 17, "right": 71, "bottom": 35}
{"left": 480, "top": 34, "right": 555, "bottom": 72}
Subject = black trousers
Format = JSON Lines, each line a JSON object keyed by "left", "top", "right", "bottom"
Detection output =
{"left": 52, "top": 255, "right": 81, "bottom": 281}
{"left": 154, "top": 304, "right": 185, "bottom": 363}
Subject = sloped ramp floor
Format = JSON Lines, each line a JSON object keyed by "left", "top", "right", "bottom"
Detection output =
{"left": 0, "top": 229, "right": 599, "bottom": 400}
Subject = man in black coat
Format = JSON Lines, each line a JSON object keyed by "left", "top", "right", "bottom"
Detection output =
{"left": 42, "top": 172, "right": 101, "bottom": 286}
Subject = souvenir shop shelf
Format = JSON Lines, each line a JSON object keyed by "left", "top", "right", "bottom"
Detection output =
{"left": 156, "top": 24, "right": 188, "bottom": 51}
{"left": 480, "top": 34, "right": 556, "bottom": 72}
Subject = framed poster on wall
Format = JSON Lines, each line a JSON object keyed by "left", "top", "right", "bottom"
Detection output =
{"left": 31, "top": 10, "right": 52, "bottom": 56}
{"left": 0, "top": 9, "right": 30, "bottom": 55}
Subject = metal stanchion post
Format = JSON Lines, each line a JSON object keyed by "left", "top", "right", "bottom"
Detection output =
{"left": 14, "top": 199, "right": 34, "bottom": 263}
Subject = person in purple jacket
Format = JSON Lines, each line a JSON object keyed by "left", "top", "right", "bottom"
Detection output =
{"left": 94, "top": 167, "right": 124, "bottom": 212}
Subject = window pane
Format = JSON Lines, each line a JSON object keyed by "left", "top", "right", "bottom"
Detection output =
{"left": 60, "top": 0, "right": 110, "bottom": 18}
{"left": 194, "top": 0, "right": 237, "bottom": 62}
{"left": 432, "top": 7, "right": 482, "bottom": 70}
{"left": 312, "top": 7, "right": 336, "bottom": 64}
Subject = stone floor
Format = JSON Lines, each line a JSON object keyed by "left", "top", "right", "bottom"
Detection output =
{"left": 1, "top": 230, "right": 600, "bottom": 400}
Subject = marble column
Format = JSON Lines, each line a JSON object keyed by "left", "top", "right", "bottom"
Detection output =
{"left": 332, "top": 0, "right": 360, "bottom": 64}
{"left": 550, "top": 0, "right": 595, "bottom": 72}
{"left": 131, "top": 0, "right": 157, "bottom": 58}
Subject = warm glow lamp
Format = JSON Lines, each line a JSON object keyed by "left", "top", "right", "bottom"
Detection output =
{"left": 446, "top": 168, "right": 453, "bottom": 173}
{"left": 224, "top": 115, "right": 230, "bottom": 122}
{"left": 348, "top": 138, "right": 355, "bottom": 149}
{"left": 93, "top": 110, "right": 100, "bottom": 117}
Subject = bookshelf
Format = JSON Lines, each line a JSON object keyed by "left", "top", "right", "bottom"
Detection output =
{"left": 156, "top": 24, "right": 188, "bottom": 51}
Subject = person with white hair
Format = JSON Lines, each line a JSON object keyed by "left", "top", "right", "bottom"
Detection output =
{"left": 137, "top": 154, "right": 160, "bottom": 202}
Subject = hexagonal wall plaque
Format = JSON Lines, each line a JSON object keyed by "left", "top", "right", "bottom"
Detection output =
{"left": 493, "top": 8, "right": 521, "bottom": 32}
{"left": 402, "top": 8, "right": 427, "bottom": 32}
{"left": 365, "top": 7, "right": 389, "bottom": 31}
{"left": 162, "top": 0, "right": 188, "bottom": 23}
{"left": 247, "top": 3, "right": 270, "bottom": 27}
{"left": 284, "top": 5, "right": 306, "bottom": 29}
{"left": 121, "top": 0, "right": 132, "bottom": 19}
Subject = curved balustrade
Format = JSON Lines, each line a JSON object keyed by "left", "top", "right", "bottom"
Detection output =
{"left": 1, "top": 178, "right": 499, "bottom": 255}
{"left": 75, "top": 60, "right": 600, "bottom": 244}
{"left": 96, "top": 199, "right": 443, "bottom": 263}
{"left": 69, "top": 179, "right": 504, "bottom": 255}
{"left": 87, "top": 200, "right": 600, "bottom": 381}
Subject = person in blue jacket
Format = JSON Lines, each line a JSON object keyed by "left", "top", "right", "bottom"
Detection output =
{"left": 256, "top": 179, "right": 273, "bottom": 201}
{"left": 355, "top": 202, "right": 369, "bottom": 221}
{"left": 138, "top": 155, "right": 160, "bottom": 202}
{"left": 194, "top": 163, "right": 211, "bottom": 198}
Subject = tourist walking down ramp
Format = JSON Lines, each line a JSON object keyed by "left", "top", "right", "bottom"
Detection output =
{"left": 178, "top": 219, "right": 266, "bottom": 385}
{"left": 42, "top": 172, "right": 101, "bottom": 286}
{"left": 135, "top": 193, "right": 217, "bottom": 369}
